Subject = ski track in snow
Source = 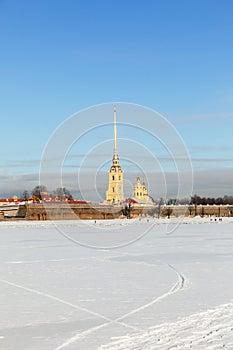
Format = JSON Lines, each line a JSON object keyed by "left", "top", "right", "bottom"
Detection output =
{"left": 0, "top": 278, "right": 139, "bottom": 333}
{"left": 99, "top": 302, "right": 233, "bottom": 350}
{"left": 51, "top": 264, "right": 186, "bottom": 350}
{"left": 0, "top": 263, "right": 186, "bottom": 350}
{"left": 115, "top": 264, "right": 185, "bottom": 323}
{"left": 1, "top": 218, "right": 232, "bottom": 349}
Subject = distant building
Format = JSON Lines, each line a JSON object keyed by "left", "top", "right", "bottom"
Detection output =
{"left": 105, "top": 105, "right": 124, "bottom": 204}
{"left": 133, "top": 177, "right": 149, "bottom": 201}
{"left": 0, "top": 196, "right": 22, "bottom": 205}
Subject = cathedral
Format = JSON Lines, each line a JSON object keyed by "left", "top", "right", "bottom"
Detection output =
{"left": 105, "top": 106, "right": 124, "bottom": 204}
{"left": 105, "top": 106, "right": 151, "bottom": 205}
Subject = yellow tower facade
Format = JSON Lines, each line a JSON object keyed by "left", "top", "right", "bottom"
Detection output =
{"left": 106, "top": 106, "right": 124, "bottom": 204}
{"left": 133, "top": 177, "right": 148, "bottom": 201}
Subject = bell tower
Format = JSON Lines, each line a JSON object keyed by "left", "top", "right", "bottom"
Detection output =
{"left": 133, "top": 177, "right": 148, "bottom": 200}
{"left": 106, "top": 105, "right": 124, "bottom": 203}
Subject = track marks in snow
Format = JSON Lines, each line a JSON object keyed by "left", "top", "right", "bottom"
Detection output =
{"left": 168, "top": 264, "right": 185, "bottom": 292}
{"left": 99, "top": 302, "right": 233, "bottom": 349}
{"left": 52, "top": 263, "right": 186, "bottom": 349}
{"left": 115, "top": 264, "right": 186, "bottom": 323}
{"left": 53, "top": 322, "right": 110, "bottom": 350}
{"left": 0, "top": 278, "right": 139, "bottom": 332}
{"left": 0, "top": 263, "right": 186, "bottom": 350}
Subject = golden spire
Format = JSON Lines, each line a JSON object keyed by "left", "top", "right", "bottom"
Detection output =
{"left": 105, "top": 105, "right": 124, "bottom": 203}
{"left": 114, "top": 104, "right": 117, "bottom": 156}
{"left": 112, "top": 105, "right": 119, "bottom": 166}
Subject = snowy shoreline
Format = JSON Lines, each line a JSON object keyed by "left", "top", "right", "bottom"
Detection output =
{"left": 0, "top": 216, "right": 233, "bottom": 229}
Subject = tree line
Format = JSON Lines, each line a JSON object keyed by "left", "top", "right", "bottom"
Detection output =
{"left": 190, "top": 195, "right": 233, "bottom": 205}
{"left": 21, "top": 186, "right": 73, "bottom": 201}
{"left": 161, "top": 195, "right": 233, "bottom": 206}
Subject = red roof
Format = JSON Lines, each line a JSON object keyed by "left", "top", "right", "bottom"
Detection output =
{"left": 124, "top": 198, "right": 138, "bottom": 204}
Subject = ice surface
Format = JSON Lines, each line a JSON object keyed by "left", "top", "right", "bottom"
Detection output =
{"left": 0, "top": 217, "right": 233, "bottom": 349}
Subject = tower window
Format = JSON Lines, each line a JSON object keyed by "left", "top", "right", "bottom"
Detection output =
{"left": 119, "top": 176, "right": 121, "bottom": 180}
{"left": 112, "top": 175, "right": 115, "bottom": 180}
{"left": 112, "top": 187, "right": 115, "bottom": 192}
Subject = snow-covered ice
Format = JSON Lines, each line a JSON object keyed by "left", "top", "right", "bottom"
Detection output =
{"left": 0, "top": 217, "right": 233, "bottom": 349}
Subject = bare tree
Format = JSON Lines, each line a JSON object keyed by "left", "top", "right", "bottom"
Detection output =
{"left": 157, "top": 197, "right": 163, "bottom": 219}
{"left": 188, "top": 205, "right": 193, "bottom": 216}
{"left": 163, "top": 206, "right": 173, "bottom": 219}
{"left": 54, "top": 187, "right": 73, "bottom": 201}
{"left": 122, "top": 203, "right": 132, "bottom": 219}
{"left": 21, "top": 190, "right": 29, "bottom": 200}
{"left": 32, "top": 185, "right": 47, "bottom": 200}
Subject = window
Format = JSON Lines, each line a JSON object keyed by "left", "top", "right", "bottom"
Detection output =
{"left": 112, "top": 187, "right": 115, "bottom": 192}
{"left": 112, "top": 175, "right": 115, "bottom": 180}
{"left": 119, "top": 176, "right": 121, "bottom": 180}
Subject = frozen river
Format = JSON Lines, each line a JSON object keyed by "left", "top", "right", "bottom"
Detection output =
{"left": 0, "top": 218, "right": 233, "bottom": 349}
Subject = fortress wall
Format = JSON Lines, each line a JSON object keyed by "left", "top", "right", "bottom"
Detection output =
{"left": 131, "top": 204, "right": 233, "bottom": 218}
{"left": 161, "top": 205, "right": 233, "bottom": 218}
{"left": 9, "top": 203, "right": 233, "bottom": 221}
{"left": 25, "top": 204, "right": 123, "bottom": 220}
{"left": 17, "top": 205, "right": 27, "bottom": 218}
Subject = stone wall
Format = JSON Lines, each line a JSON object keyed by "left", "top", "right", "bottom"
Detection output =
{"left": 160, "top": 205, "right": 233, "bottom": 218}
{"left": 17, "top": 205, "right": 27, "bottom": 218}
{"left": 25, "top": 203, "right": 123, "bottom": 220}
{"left": 8, "top": 203, "right": 233, "bottom": 221}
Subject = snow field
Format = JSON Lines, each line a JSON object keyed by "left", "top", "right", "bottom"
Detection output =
{"left": 0, "top": 218, "right": 232, "bottom": 349}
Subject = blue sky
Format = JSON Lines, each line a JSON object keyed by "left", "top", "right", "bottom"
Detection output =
{"left": 0, "top": 0, "right": 233, "bottom": 199}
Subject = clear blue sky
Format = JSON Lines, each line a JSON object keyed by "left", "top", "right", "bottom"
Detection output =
{"left": 0, "top": 0, "right": 233, "bottom": 199}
